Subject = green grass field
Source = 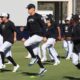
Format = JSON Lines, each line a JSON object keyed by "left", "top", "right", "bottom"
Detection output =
{"left": 0, "top": 41, "right": 80, "bottom": 80}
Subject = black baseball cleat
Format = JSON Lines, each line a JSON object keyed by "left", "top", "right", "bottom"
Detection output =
{"left": 75, "top": 64, "right": 80, "bottom": 69}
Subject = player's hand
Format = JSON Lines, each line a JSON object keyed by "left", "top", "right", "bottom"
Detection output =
{"left": 43, "top": 37, "right": 47, "bottom": 42}
{"left": 22, "top": 38, "right": 26, "bottom": 42}
{"left": 57, "top": 36, "right": 61, "bottom": 41}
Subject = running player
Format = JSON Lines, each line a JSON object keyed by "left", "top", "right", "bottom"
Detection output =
{"left": 24, "top": 4, "right": 47, "bottom": 75}
{"left": 0, "top": 13, "right": 19, "bottom": 72}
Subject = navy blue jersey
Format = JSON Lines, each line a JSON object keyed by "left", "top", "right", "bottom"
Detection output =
{"left": 25, "top": 13, "right": 46, "bottom": 37}
{"left": 62, "top": 24, "right": 72, "bottom": 37}
{"left": 72, "top": 23, "right": 80, "bottom": 54}
{"left": 46, "top": 24, "right": 57, "bottom": 39}
{"left": 0, "top": 24, "right": 2, "bottom": 35}
{"left": 72, "top": 23, "right": 80, "bottom": 40}
{"left": 22, "top": 31, "right": 29, "bottom": 39}
{"left": 17, "top": 30, "right": 29, "bottom": 40}
{"left": 1, "top": 20, "right": 16, "bottom": 44}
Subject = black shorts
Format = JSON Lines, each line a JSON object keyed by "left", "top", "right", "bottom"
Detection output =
{"left": 73, "top": 40, "right": 80, "bottom": 54}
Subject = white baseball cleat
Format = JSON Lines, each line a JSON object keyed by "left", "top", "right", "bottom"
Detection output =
{"left": 25, "top": 54, "right": 31, "bottom": 59}
{"left": 54, "top": 61, "right": 60, "bottom": 66}
{"left": 38, "top": 68, "right": 47, "bottom": 75}
{"left": 29, "top": 58, "right": 38, "bottom": 66}
{"left": 12, "top": 64, "right": 20, "bottom": 72}
{"left": 2, "top": 64, "right": 6, "bottom": 69}
{"left": 41, "top": 58, "right": 47, "bottom": 62}
{"left": 0, "top": 65, "right": 3, "bottom": 70}
{"left": 0, "top": 64, "right": 6, "bottom": 70}
{"left": 66, "top": 57, "right": 70, "bottom": 60}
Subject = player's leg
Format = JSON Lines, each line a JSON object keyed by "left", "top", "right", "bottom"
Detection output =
{"left": 32, "top": 43, "right": 42, "bottom": 59}
{"left": 72, "top": 41, "right": 80, "bottom": 69}
{"left": 41, "top": 43, "right": 47, "bottom": 62}
{"left": 49, "top": 48, "right": 58, "bottom": 61}
{"left": 48, "top": 38, "right": 60, "bottom": 66}
{"left": 49, "top": 47, "right": 60, "bottom": 66}
{"left": 25, "top": 44, "right": 41, "bottom": 59}
{"left": 71, "top": 53, "right": 80, "bottom": 69}
{"left": 48, "top": 52, "right": 54, "bottom": 61}
{"left": 5, "top": 49, "right": 19, "bottom": 72}
{"left": 0, "top": 47, "right": 5, "bottom": 65}
{"left": 66, "top": 41, "right": 73, "bottom": 60}
{"left": 0, "top": 41, "right": 19, "bottom": 72}
{"left": 24, "top": 36, "right": 38, "bottom": 58}
{"left": 0, "top": 55, "right": 3, "bottom": 69}
{"left": 5, "top": 50, "right": 12, "bottom": 64}
{"left": 33, "top": 46, "right": 47, "bottom": 75}
{"left": 38, "top": 46, "right": 41, "bottom": 59}
{"left": 63, "top": 40, "right": 68, "bottom": 57}
{"left": 79, "top": 53, "right": 80, "bottom": 61}
{"left": 24, "top": 35, "right": 43, "bottom": 65}
{"left": 0, "top": 35, "right": 4, "bottom": 69}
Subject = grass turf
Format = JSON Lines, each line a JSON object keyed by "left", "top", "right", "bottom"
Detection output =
{"left": 0, "top": 41, "right": 80, "bottom": 80}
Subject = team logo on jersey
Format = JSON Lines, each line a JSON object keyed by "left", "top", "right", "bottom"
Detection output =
{"left": 65, "top": 26, "right": 68, "bottom": 32}
{"left": 28, "top": 18, "right": 34, "bottom": 22}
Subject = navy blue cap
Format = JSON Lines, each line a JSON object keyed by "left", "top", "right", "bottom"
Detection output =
{"left": 27, "top": 4, "right": 35, "bottom": 9}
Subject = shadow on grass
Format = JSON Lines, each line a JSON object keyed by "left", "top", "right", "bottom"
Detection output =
{"left": 0, "top": 69, "right": 11, "bottom": 72}
{"left": 42, "top": 62, "right": 53, "bottom": 65}
{"left": 22, "top": 72, "right": 38, "bottom": 76}
{"left": 64, "top": 76, "right": 80, "bottom": 80}
{"left": 41, "top": 60, "right": 55, "bottom": 65}
{"left": 60, "top": 56, "right": 66, "bottom": 59}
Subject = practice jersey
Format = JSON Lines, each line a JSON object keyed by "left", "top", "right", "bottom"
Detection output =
{"left": 1, "top": 20, "right": 16, "bottom": 44}
{"left": 72, "top": 23, "right": 80, "bottom": 40}
{"left": 62, "top": 24, "right": 72, "bottom": 37}
{"left": 0, "top": 24, "right": 2, "bottom": 35}
{"left": 25, "top": 13, "right": 46, "bottom": 37}
{"left": 45, "top": 23, "right": 58, "bottom": 39}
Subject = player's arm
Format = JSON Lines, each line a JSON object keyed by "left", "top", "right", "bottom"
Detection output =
{"left": 38, "top": 15, "right": 47, "bottom": 37}
{"left": 38, "top": 15, "right": 46, "bottom": 29}
{"left": 11, "top": 23, "right": 17, "bottom": 42}
{"left": 57, "top": 25, "right": 61, "bottom": 40}
{"left": 14, "top": 31, "right": 17, "bottom": 42}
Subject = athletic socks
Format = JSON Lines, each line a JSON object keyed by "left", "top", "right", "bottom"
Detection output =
{"left": 25, "top": 46, "right": 36, "bottom": 58}
{"left": 26, "top": 46, "right": 44, "bottom": 68}
{"left": 7, "top": 56, "right": 17, "bottom": 66}
{"left": 0, "top": 52, "right": 5, "bottom": 64}
{"left": 37, "top": 55, "right": 44, "bottom": 68}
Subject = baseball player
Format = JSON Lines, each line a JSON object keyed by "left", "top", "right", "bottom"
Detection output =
{"left": 0, "top": 13, "right": 19, "bottom": 72}
{"left": 24, "top": 4, "right": 47, "bottom": 75}
{"left": 62, "top": 16, "right": 73, "bottom": 60}
{"left": 71, "top": 14, "right": 80, "bottom": 69}
{"left": 41, "top": 16, "right": 60, "bottom": 66}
